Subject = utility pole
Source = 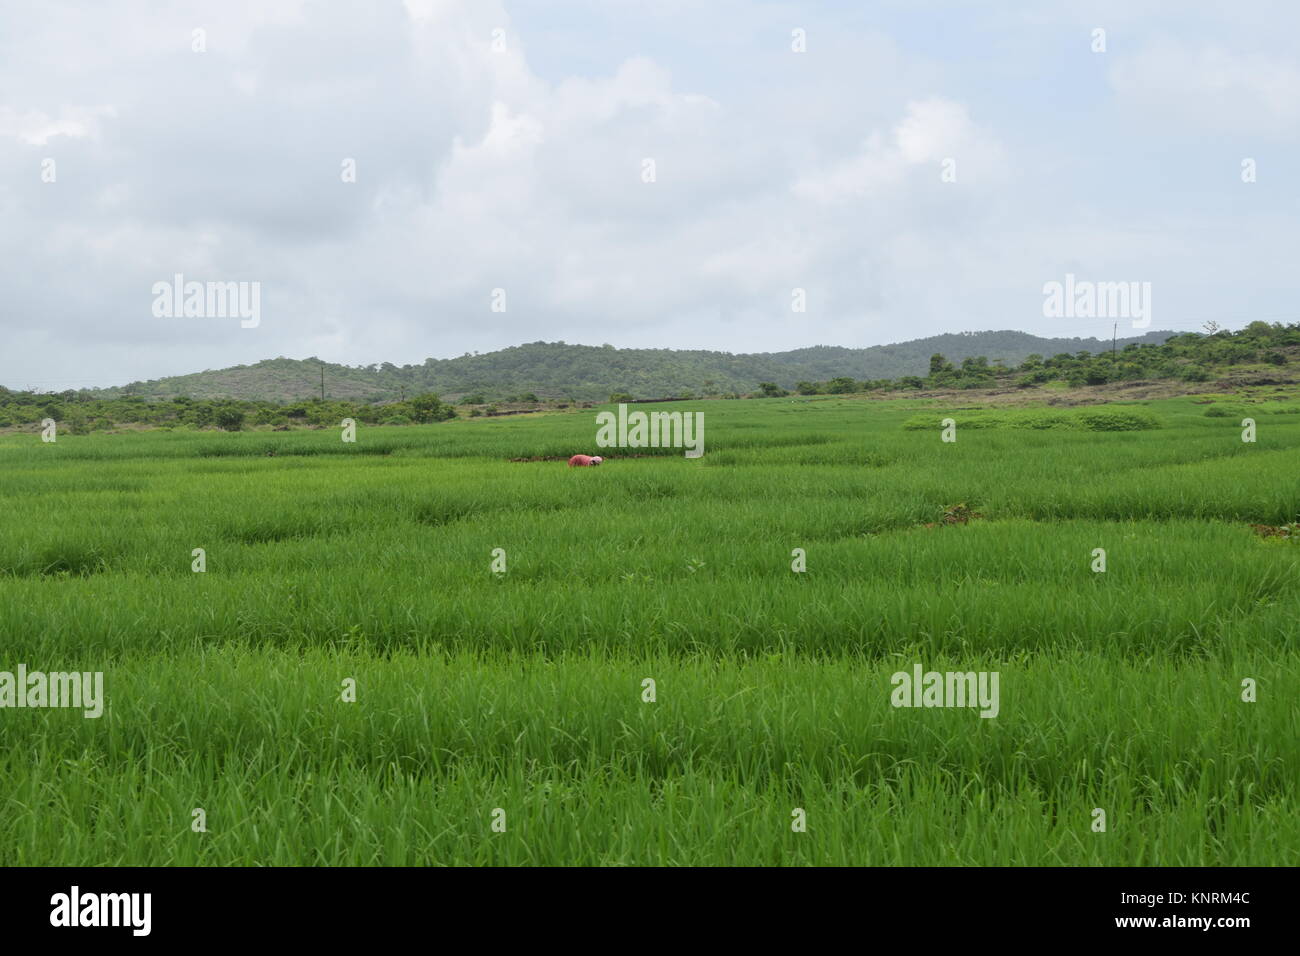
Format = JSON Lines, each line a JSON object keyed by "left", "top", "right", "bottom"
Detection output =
{"left": 320, "top": 364, "right": 325, "bottom": 402}
{"left": 1112, "top": 322, "right": 1117, "bottom": 359}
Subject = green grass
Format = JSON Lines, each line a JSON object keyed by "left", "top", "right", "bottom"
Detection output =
{"left": 902, "top": 406, "right": 1163, "bottom": 431}
{"left": 0, "top": 395, "right": 1296, "bottom": 865}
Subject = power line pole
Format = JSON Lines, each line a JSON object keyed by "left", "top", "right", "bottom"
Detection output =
{"left": 1112, "top": 322, "right": 1117, "bottom": 358}
{"left": 320, "top": 364, "right": 325, "bottom": 402}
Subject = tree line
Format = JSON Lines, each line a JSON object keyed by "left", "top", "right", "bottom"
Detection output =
{"left": 4, "top": 323, "right": 1295, "bottom": 430}
{"left": 762, "top": 322, "right": 1296, "bottom": 397}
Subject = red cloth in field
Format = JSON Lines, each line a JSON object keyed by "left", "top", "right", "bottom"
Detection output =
{"left": 568, "top": 454, "right": 597, "bottom": 467}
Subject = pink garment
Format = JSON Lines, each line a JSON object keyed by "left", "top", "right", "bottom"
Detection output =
{"left": 568, "top": 454, "right": 602, "bottom": 467}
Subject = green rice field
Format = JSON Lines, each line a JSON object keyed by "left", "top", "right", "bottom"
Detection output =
{"left": 0, "top": 394, "right": 1296, "bottom": 865}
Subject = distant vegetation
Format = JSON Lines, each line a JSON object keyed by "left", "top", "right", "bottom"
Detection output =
{"left": 788, "top": 322, "right": 1297, "bottom": 396}
{"left": 0, "top": 392, "right": 458, "bottom": 434}
{"left": 902, "top": 407, "right": 1163, "bottom": 432}
{"left": 2, "top": 324, "right": 1296, "bottom": 431}
{"left": 74, "top": 329, "right": 1180, "bottom": 403}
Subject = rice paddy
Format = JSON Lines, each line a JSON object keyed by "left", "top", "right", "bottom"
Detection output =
{"left": 0, "top": 394, "right": 1296, "bottom": 865}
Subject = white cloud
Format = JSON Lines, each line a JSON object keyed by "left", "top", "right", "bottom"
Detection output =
{"left": 0, "top": 2, "right": 1296, "bottom": 388}
{"left": 792, "top": 98, "right": 1006, "bottom": 203}
{"left": 1110, "top": 42, "right": 1300, "bottom": 133}
{"left": 0, "top": 105, "right": 115, "bottom": 145}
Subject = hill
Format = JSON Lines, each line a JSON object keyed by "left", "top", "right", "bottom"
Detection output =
{"left": 90, "top": 331, "right": 1179, "bottom": 402}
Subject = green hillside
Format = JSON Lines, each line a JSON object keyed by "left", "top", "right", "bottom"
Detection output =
{"left": 91, "top": 330, "right": 1178, "bottom": 402}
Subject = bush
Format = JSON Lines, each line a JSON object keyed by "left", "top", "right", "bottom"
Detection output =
{"left": 1073, "top": 409, "right": 1161, "bottom": 431}
{"left": 1204, "top": 404, "right": 1247, "bottom": 418}
{"left": 903, "top": 408, "right": 1161, "bottom": 432}
{"left": 214, "top": 408, "right": 245, "bottom": 431}
{"left": 408, "top": 393, "right": 455, "bottom": 424}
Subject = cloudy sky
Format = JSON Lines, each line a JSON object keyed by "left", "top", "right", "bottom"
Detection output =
{"left": 2, "top": 0, "right": 1296, "bottom": 389}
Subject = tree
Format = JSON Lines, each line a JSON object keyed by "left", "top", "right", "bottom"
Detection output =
{"left": 409, "top": 392, "right": 453, "bottom": 423}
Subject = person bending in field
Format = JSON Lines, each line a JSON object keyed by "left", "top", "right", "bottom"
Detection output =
{"left": 568, "top": 454, "right": 603, "bottom": 467}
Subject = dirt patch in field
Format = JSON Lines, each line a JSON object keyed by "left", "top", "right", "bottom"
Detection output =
{"left": 1250, "top": 523, "right": 1297, "bottom": 539}
{"left": 922, "top": 503, "right": 985, "bottom": 528}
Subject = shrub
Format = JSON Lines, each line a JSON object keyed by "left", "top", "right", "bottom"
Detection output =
{"left": 214, "top": 408, "right": 245, "bottom": 431}
{"left": 408, "top": 392, "right": 454, "bottom": 424}
{"left": 1074, "top": 409, "right": 1161, "bottom": 431}
{"left": 903, "top": 408, "right": 1161, "bottom": 432}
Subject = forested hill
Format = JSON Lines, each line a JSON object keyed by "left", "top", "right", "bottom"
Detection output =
{"left": 92, "top": 330, "right": 1178, "bottom": 402}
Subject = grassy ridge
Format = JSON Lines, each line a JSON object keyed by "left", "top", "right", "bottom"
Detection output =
{"left": 0, "top": 395, "right": 1296, "bottom": 864}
